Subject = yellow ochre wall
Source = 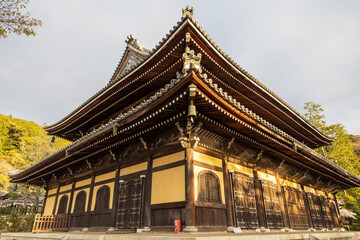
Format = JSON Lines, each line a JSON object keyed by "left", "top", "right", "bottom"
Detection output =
{"left": 228, "top": 162, "right": 253, "bottom": 176}
{"left": 43, "top": 196, "right": 55, "bottom": 215}
{"left": 59, "top": 184, "right": 72, "bottom": 192}
{"left": 193, "top": 151, "right": 225, "bottom": 203}
{"left": 48, "top": 188, "right": 57, "bottom": 196}
{"left": 303, "top": 186, "right": 316, "bottom": 194}
{"left": 257, "top": 171, "right": 276, "bottom": 183}
{"left": 193, "top": 151, "right": 222, "bottom": 167}
{"left": 151, "top": 151, "right": 185, "bottom": 204}
{"left": 151, "top": 166, "right": 186, "bottom": 204}
{"left": 317, "top": 190, "right": 326, "bottom": 196}
{"left": 75, "top": 178, "right": 91, "bottom": 188}
{"left": 95, "top": 171, "right": 115, "bottom": 183}
{"left": 152, "top": 151, "right": 184, "bottom": 168}
{"left": 280, "top": 178, "right": 302, "bottom": 190}
{"left": 120, "top": 162, "right": 147, "bottom": 176}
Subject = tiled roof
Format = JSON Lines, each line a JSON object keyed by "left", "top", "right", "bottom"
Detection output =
{"left": 11, "top": 77, "right": 183, "bottom": 179}
{"left": 194, "top": 69, "right": 355, "bottom": 181}
{"left": 44, "top": 6, "right": 331, "bottom": 143}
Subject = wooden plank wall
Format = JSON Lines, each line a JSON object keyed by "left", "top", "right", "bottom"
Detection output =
{"left": 40, "top": 143, "right": 342, "bottom": 232}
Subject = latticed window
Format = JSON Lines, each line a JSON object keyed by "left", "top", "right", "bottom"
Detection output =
{"left": 199, "top": 171, "right": 221, "bottom": 203}
{"left": 94, "top": 185, "right": 110, "bottom": 211}
{"left": 73, "top": 191, "right": 86, "bottom": 213}
{"left": 57, "top": 195, "right": 68, "bottom": 215}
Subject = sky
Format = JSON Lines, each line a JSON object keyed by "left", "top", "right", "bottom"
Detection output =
{"left": 0, "top": 0, "right": 360, "bottom": 134}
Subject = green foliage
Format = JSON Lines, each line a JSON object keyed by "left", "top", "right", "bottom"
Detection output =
{"left": 303, "top": 102, "right": 360, "bottom": 175}
{"left": 0, "top": 0, "right": 42, "bottom": 39}
{"left": 304, "top": 102, "right": 327, "bottom": 133}
{"left": 0, "top": 207, "right": 12, "bottom": 215}
{"left": 349, "top": 135, "right": 360, "bottom": 156}
{"left": 0, "top": 114, "right": 70, "bottom": 191}
{"left": 326, "top": 124, "right": 360, "bottom": 175}
{"left": 304, "top": 102, "right": 360, "bottom": 230}
{"left": 338, "top": 189, "right": 360, "bottom": 231}
{"left": 0, "top": 214, "right": 34, "bottom": 232}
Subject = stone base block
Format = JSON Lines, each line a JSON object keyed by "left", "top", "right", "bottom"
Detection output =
{"left": 183, "top": 225, "right": 198, "bottom": 232}
{"left": 140, "top": 227, "right": 151, "bottom": 232}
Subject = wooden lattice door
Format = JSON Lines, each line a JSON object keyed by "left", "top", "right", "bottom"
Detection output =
{"left": 283, "top": 187, "right": 309, "bottom": 229}
{"left": 319, "top": 196, "right": 334, "bottom": 229}
{"left": 232, "top": 173, "right": 258, "bottom": 229}
{"left": 116, "top": 177, "right": 143, "bottom": 229}
{"left": 261, "top": 180, "right": 283, "bottom": 229}
{"left": 306, "top": 192, "right": 324, "bottom": 229}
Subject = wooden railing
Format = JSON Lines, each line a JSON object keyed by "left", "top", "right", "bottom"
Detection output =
{"left": 32, "top": 214, "right": 69, "bottom": 233}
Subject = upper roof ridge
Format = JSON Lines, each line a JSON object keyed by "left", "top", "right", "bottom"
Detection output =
{"left": 177, "top": 7, "right": 332, "bottom": 141}
{"left": 182, "top": 5, "right": 194, "bottom": 20}
{"left": 43, "top": 6, "right": 332, "bottom": 143}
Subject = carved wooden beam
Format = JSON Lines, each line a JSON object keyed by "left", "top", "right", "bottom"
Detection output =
{"left": 86, "top": 160, "right": 93, "bottom": 170}
{"left": 109, "top": 150, "right": 116, "bottom": 161}
{"left": 274, "top": 159, "right": 285, "bottom": 172}
{"left": 175, "top": 122, "right": 185, "bottom": 137}
{"left": 227, "top": 137, "right": 235, "bottom": 150}
{"left": 139, "top": 137, "right": 148, "bottom": 150}
{"left": 297, "top": 170, "right": 309, "bottom": 182}
{"left": 67, "top": 167, "right": 73, "bottom": 176}
{"left": 52, "top": 173, "right": 57, "bottom": 182}
{"left": 252, "top": 150, "right": 264, "bottom": 165}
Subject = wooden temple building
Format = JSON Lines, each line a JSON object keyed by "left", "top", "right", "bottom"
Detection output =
{"left": 10, "top": 7, "right": 360, "bottom": 233}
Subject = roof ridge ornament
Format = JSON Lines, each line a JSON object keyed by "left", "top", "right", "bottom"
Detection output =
{"left": 176, "top": 34, "right": 202, "bottom": 80}
{"left": 182, "top": 6, "right": 194, "bottom": 20}
{"left": 126, "top": 34, "right": 145, "bottom": 51}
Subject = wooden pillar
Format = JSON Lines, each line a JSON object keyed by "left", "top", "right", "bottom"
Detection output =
{"left": 111, "top": 163, "right": 120, "bottom": 228}
{"left": 184, "top": 148, "right": 197, "bottom": 232}
{"left": 141, "top": 156, "right": 153, "bottom": 231}
{"left": 253, "top": 169, "right": 266, "bottom": 228}
{"left": 222, "top": 153, "right": 234, "bottom": 231}
{"left": 85, "top": 174, "right": 95, "bottom": 228}
{"left": 275, "top": 173, "right": 290, "bottom": 228}
{"left": 333, "top": 194, "right": 343, "bottom": 228}
{"left": 67, "top": 181, "right": 76, "bottom": 228}
{"left": 301, "top": 185, "right": 314, "bottom": 229}
{"left": 52, "top": 185, "right": 60, "bottom": 215}
{"left": 326, "top": 192, "right": 338, "bottom": 229}
{"left": 41, "top": 188, "right": 48, "bottom": 215}
{"left": 228, "top": 170, "right": 237, "bottom": 227}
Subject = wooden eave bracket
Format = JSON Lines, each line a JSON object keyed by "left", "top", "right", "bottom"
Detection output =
{"left": 113, "top": 123, "right": 120, "bottom": 136}
{"left": 109, "top": 150, "right": 116, "bottom": 161}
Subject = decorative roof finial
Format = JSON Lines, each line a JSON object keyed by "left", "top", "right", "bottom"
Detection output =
{"left": 176, "top": 44, "right": 202, "bottom": 79}
{"left": 126, "top": 34, "right": 145, "bottom": 51}
{"left": 182, "top": 5, "right": 194, "bottom": 20}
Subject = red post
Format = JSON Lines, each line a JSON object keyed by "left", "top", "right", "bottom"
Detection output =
{"left": 174, "top": 219, "right": 181, "bottom": 233}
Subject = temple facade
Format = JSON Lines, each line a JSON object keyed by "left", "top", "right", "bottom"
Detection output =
{"left": 10, "top": 7, "right": 360, "bottom": 233}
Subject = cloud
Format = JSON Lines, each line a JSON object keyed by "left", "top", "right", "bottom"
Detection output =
{"left": 0, "top": 0, "right": 359, "bottom": 134}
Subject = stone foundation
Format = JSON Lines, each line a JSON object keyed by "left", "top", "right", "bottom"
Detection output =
{"left": 2, "top": 231, "right": 360, "bottom": 240}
